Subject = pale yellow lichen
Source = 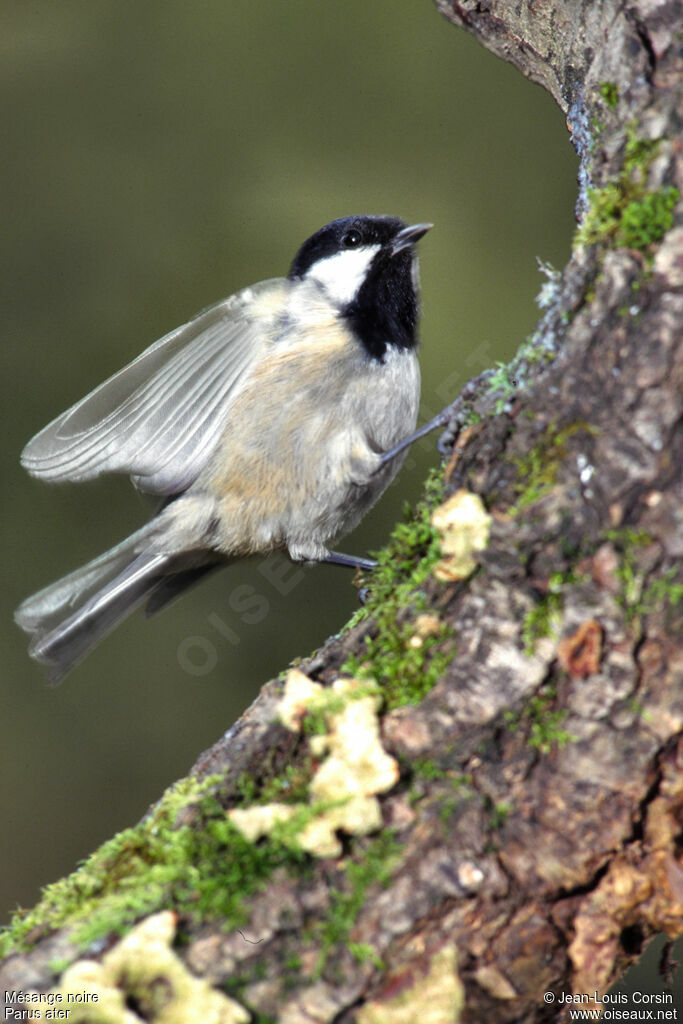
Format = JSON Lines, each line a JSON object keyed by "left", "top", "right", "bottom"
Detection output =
{"left": 228, "top": 672, "right": 399, "bottom": 858}
{"left": 30, "top": 911, "right": 248, "bottom": 1024}
{"left": 409, "top": 613, "right": 442, "bottom": 648}
{"left": 228, "top": 802, "right": 298, "bottom": 842}
{"left": 415, "top": 613, "right": 442, "bottom": 636}
{"left": 431, "top": 489, "right": 491, "bottom": 581}
{"left": 356, "top": 945, "right": 464, "bottom": 1024}
{"left": 296, "top": 795, "right": 384, "bottom": 858}
{"left": 309, "top": 678, "right": 399, "bottom": 801}
{"left": 277, "top": 667, "right": 323, "bottom": 729}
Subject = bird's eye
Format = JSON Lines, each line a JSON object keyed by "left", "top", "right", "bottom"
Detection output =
{"left": 342, "top": 229, "right": 362, "bottom": 248}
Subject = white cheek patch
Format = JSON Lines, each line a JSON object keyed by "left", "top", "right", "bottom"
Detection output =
{"left": 306, "top": 246, "right": 380, "bottom": 307}
{"left": 410, "top": 256, "right": 421, "bottom": 296}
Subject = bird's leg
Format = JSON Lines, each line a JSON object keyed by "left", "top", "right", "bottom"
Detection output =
{"left": 321, "top": 411, "right": 451, "bottom": 572}
{"left": 322, "top": 551, "right": 378, "bottom": 571}
{"left": 326, "top": 381, "right": 495, "bottom": 572}
{"left": 378, "top": 407, "right": 451, "bottom": 467}
{"left": 321, "top": 410, "right": 452, "bottom": 576}
{"left": 378, "top": 369, "right": 497, "bottom": 470}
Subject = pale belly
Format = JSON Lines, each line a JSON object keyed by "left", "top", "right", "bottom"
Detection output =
{"left": 198, "top": 340, "right": 420, "bottom": 561}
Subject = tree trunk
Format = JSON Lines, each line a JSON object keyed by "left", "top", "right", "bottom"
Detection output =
{"left": 2, "top": 1, "right": 682, "bottom": 1022}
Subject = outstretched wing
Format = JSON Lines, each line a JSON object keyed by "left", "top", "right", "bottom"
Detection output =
{"left": 21, "top": 278, "right": 285, "bottom": 496}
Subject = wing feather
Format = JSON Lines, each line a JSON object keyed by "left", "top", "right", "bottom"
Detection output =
{"left": 21, "top": 278, "right": 284, "bottom": 495}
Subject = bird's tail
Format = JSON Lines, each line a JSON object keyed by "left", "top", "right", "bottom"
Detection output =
{"left": 15, "top": 522, "right": 180, "bottom": 684}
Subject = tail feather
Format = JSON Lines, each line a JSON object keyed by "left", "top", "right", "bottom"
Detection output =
{"left": 145, "top": 561, "right": 223, "bottom": 616}
{"left": 15, "top": 522, "right": 173, "bottom": 684}
{"left": 16, "top": 526, "right": 155, "bottom": 633}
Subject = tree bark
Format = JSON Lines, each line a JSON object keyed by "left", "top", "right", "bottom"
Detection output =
{"left": 2, "top": 1, "right": 682, "bottom": 1022}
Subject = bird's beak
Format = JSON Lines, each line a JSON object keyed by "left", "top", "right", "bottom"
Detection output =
{"left": 392, "top": 222, "right": 433, "bottom": 255}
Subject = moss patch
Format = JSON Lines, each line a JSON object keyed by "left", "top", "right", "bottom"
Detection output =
{"left": 504, "top": 683, "right": 574, "bottom": 754}
{"left": 509, "top": 421, "right": 596, "bottom": 514}
{"left": 343, "top": 468, "right": 455, "bottom": 709}
{"left": 521, "top": 572, "right": 573, "bottom": 654}
{"left": 0, "top": 775, "right": 308, "bottom": 960}
{"left": 313, "top": 829, "right": 400, "bottom": 977}
{"left": 605, "top": 528, "right": 682, "bottom": 625}
{"left": 598, "top": 81, "right": 619, "bottom": 110}
{"left": 639, "top": 569, "right": 683, "bottom": 616}
{"left": 576, "top": 123, "right": 678, "bottom": 252}
{"left": 487, "top": 360, "right": 520, "bottom": 414}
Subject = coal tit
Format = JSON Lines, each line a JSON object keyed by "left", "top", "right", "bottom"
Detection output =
{"left": 16, "top": 215, "right": 432, "bottom": 681}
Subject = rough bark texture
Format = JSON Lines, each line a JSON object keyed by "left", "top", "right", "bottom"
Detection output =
{"left": 2, "top": 2, "right": 682, "bottom": 1022}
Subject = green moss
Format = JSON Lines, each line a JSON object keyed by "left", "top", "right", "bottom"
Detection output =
{"left": 640, "top": 568, "right": 683, "bottom": 614}
{"left": 510, "top": 421, "right": 597, "bottom": 514}
{"left": 623, "top": 127, "right": 660, "bottom": 172}
{"left": 618, "top": 187, "right": 678, "bottom": 248}
{"left": 504, "top": 684, "right": 573, "bottom": 754}
{"left": 576, "top": 123, "right": 678, "bottom": 252}
{"left": 342, "top": 467, "right": 455, "bottom": 709}
{"left": 221, "top": 981, "right": 276, "bottom": 1024}
{"left": 222, "top": 948, "right": 294, "bottom": 1016}
{"left": 409, "top": 761, "right": 472, "bottom": 811}
{"left": 413, "top": 758, "right": 446, "bottom": 781}
{"left": 521, "top": 567, "right": 586, "bottom": 656}
{"left": 347, "top": 942, "right": 384, "bottom": 968}
{"left": 313, "top": 829, "right": 400, "bottom": 977}
{"left": 47, "top": 956, "right": 73, "bottom": 975}
{"left": 598, "top": 81, "right": 619, "bottom": 109}
{"left": 437, "top": 775, "right": 475, "bottom": 827}
{"left": 0, "top": 775, "right": 308, "bottom": 960}
{"left": 605, "top": 528, "right": 681, "bottom": 625}
{"left": 486, "top": 799, "right": 512, "bottom": 830}
{"left": 487, "top": 360, "right": 520, "bottom": 413}
{"left": 344, "top": 625, "right": 453, "bottom": 710}
{"left": 485, "top": 290, "right": 562, "bottom": 418}
{"left": 527, "top": 707, "right": 573, "bottom": 753}
{"left": 2, "top": 741, "right": 405, "bottom": 975}
{"left": 522, "top": 589, "right": 562, "bottom": 654}
{"left": 604, "top": 527, "right": 653, "bottom": 615}
{"left": 235, "top": 751, "right": 315, "bottom": 808}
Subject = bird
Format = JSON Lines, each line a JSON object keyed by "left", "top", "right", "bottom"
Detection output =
{"left": 16, "top": 215, "right": 433, "bottom": 683}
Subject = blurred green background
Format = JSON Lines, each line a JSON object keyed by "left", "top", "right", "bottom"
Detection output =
{"left": 2, "top": 2, "right": 577, "bottom": 925}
